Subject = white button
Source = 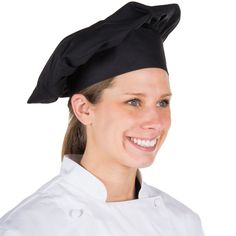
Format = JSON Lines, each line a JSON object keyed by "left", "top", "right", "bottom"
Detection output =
{"left": 154, "top": 197, "right": 162, "bottom": 208}
{"left": 69, "top": 209, "right": 84, "bottom": 218}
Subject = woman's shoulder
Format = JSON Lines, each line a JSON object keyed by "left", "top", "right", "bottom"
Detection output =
{"left": 142, "top": 182, "right": 202, "bottom": 221}
{"left": 141, "top": 182, "right": 205, "bottom": 235}
{"left": 0, "top": 175, "right": 69, "bottom": 234}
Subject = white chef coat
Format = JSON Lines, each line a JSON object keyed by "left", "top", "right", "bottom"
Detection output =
{"left": 0, "top": 154, "right": 205, "bottom": 236}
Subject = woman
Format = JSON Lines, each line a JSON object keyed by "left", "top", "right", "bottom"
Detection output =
{"left": 0, "top": 2, "right": 205, "bottom": 235}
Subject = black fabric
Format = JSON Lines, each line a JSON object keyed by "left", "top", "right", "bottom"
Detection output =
{"left": 135, "top": 176, "right": 141, "bottom": 198}
{"left": 27, "top": 1, "right": 181, "bottom": 104}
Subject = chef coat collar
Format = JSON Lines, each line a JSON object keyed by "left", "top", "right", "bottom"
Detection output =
{"left": 60, "top": 154, "right": 149, "bottom": 202}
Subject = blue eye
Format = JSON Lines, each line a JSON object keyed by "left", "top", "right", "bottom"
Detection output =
{"left": 158, "top": 99, "right": 170, "bottom": 108}
{"left": 127, "top": 98, "right": 170, "bottom": 108}
{"left": 127, "top": 98, "right": 141, "bottom": 106}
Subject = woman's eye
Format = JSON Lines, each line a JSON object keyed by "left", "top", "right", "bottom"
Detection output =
{"left": 127, "top": 98, "right": 170, "bottom": 108}
{"left": 158, "top": 99, "right": 170, "bottom": 108}
{"left": 127, "top": 98, "right": 141, "bottom": 106}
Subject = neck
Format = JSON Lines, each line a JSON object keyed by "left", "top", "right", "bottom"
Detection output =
{"left": 79, "top": 153, "right": 138, "bottom": 202}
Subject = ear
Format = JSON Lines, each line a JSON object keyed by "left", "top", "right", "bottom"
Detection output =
{"left": 70, "top": 94, "right": 95, "bottom": 125}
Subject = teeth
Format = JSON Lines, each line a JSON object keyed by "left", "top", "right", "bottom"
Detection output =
{"left": 130, "top": 137, "right": 157, "bottom": 147}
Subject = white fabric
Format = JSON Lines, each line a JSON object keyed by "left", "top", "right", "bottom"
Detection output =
{"left": 0, "top": 154, "right": 205, "bottom": 235}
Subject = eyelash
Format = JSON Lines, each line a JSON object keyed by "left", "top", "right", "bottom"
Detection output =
{"left": 127, "top": 98, "right": 170, "bottom": 108}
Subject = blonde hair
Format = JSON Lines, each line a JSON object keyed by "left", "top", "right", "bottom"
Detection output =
{"left": 61, "top": 77, "right": 115, "bottom": 161}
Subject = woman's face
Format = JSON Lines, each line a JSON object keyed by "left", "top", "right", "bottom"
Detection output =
{"left": 86, "top": 67, "right": 172, "bottom": 169}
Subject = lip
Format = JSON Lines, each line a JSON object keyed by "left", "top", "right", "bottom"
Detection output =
{"left": 127, "top": 136, "right": 160, "bottom": 141}
{"left": 126, "top": 136, "right": 157, "bottom": 152}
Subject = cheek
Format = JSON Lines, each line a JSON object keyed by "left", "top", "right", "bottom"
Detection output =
{"left": 95, "top": 105, "right": 132, "bottom": 132}
{"left": 109, "top": 109, "right": 134, "bottom": 131}
{"left": 94, "top": 108, "right": 133, "bottom": 153}
{"left": 164, "top": 110, "right": 171, "bottom": 128}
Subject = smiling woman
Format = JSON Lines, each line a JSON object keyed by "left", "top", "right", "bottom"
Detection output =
{"left": 70, "top": 68, "right": 172, "bottom": 178}
{"left": 0, "top": 1, "right": 205, "bottom": 236}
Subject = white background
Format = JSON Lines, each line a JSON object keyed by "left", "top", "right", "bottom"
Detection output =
{"left": 0, "top": 0, "right": 235, "bottom": 235}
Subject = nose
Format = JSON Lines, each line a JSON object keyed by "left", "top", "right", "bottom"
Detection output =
{"left": 139, "top": 107, "right": 170, "bottom": 131}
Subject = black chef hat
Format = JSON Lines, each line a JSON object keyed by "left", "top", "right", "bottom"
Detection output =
{"left": 27, "top": 1, "right": 181, "bottom": 104}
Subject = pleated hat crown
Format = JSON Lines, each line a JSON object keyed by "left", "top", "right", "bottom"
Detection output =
{"left": 27, "top": 1, "right": 181, "bottom": 104}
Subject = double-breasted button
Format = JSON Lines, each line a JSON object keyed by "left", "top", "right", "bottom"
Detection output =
{"left": 153, "top": 196, "right": 162, "bottom": 208}
{"left": 69, "top": 209, "right": 84, "bottom": 218}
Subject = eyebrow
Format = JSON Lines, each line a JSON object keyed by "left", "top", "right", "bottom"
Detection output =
{"left": 123, "top": 92, "right": 172, "bottom": 98}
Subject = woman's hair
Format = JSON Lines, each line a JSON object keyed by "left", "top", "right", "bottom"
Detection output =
{"left": 61, "top": 77, "right": 116, "bottom": 160}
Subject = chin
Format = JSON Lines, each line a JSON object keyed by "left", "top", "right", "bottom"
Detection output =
{"left": 136, "top": 161, "right": 154, "bottom": 168}
{"left": 124, "top": 153, "right": 157, "bottom": 169}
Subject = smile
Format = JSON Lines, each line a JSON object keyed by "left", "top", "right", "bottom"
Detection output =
{"left": 130, "top": 137, "right": 156, "bottom": 147}
{"left": 126, "top": 136, "right": 158, "bottom": 152}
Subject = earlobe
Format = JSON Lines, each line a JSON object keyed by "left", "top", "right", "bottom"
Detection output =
{"left": 70, "top": 94, "right": 93, "bottom": 125}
